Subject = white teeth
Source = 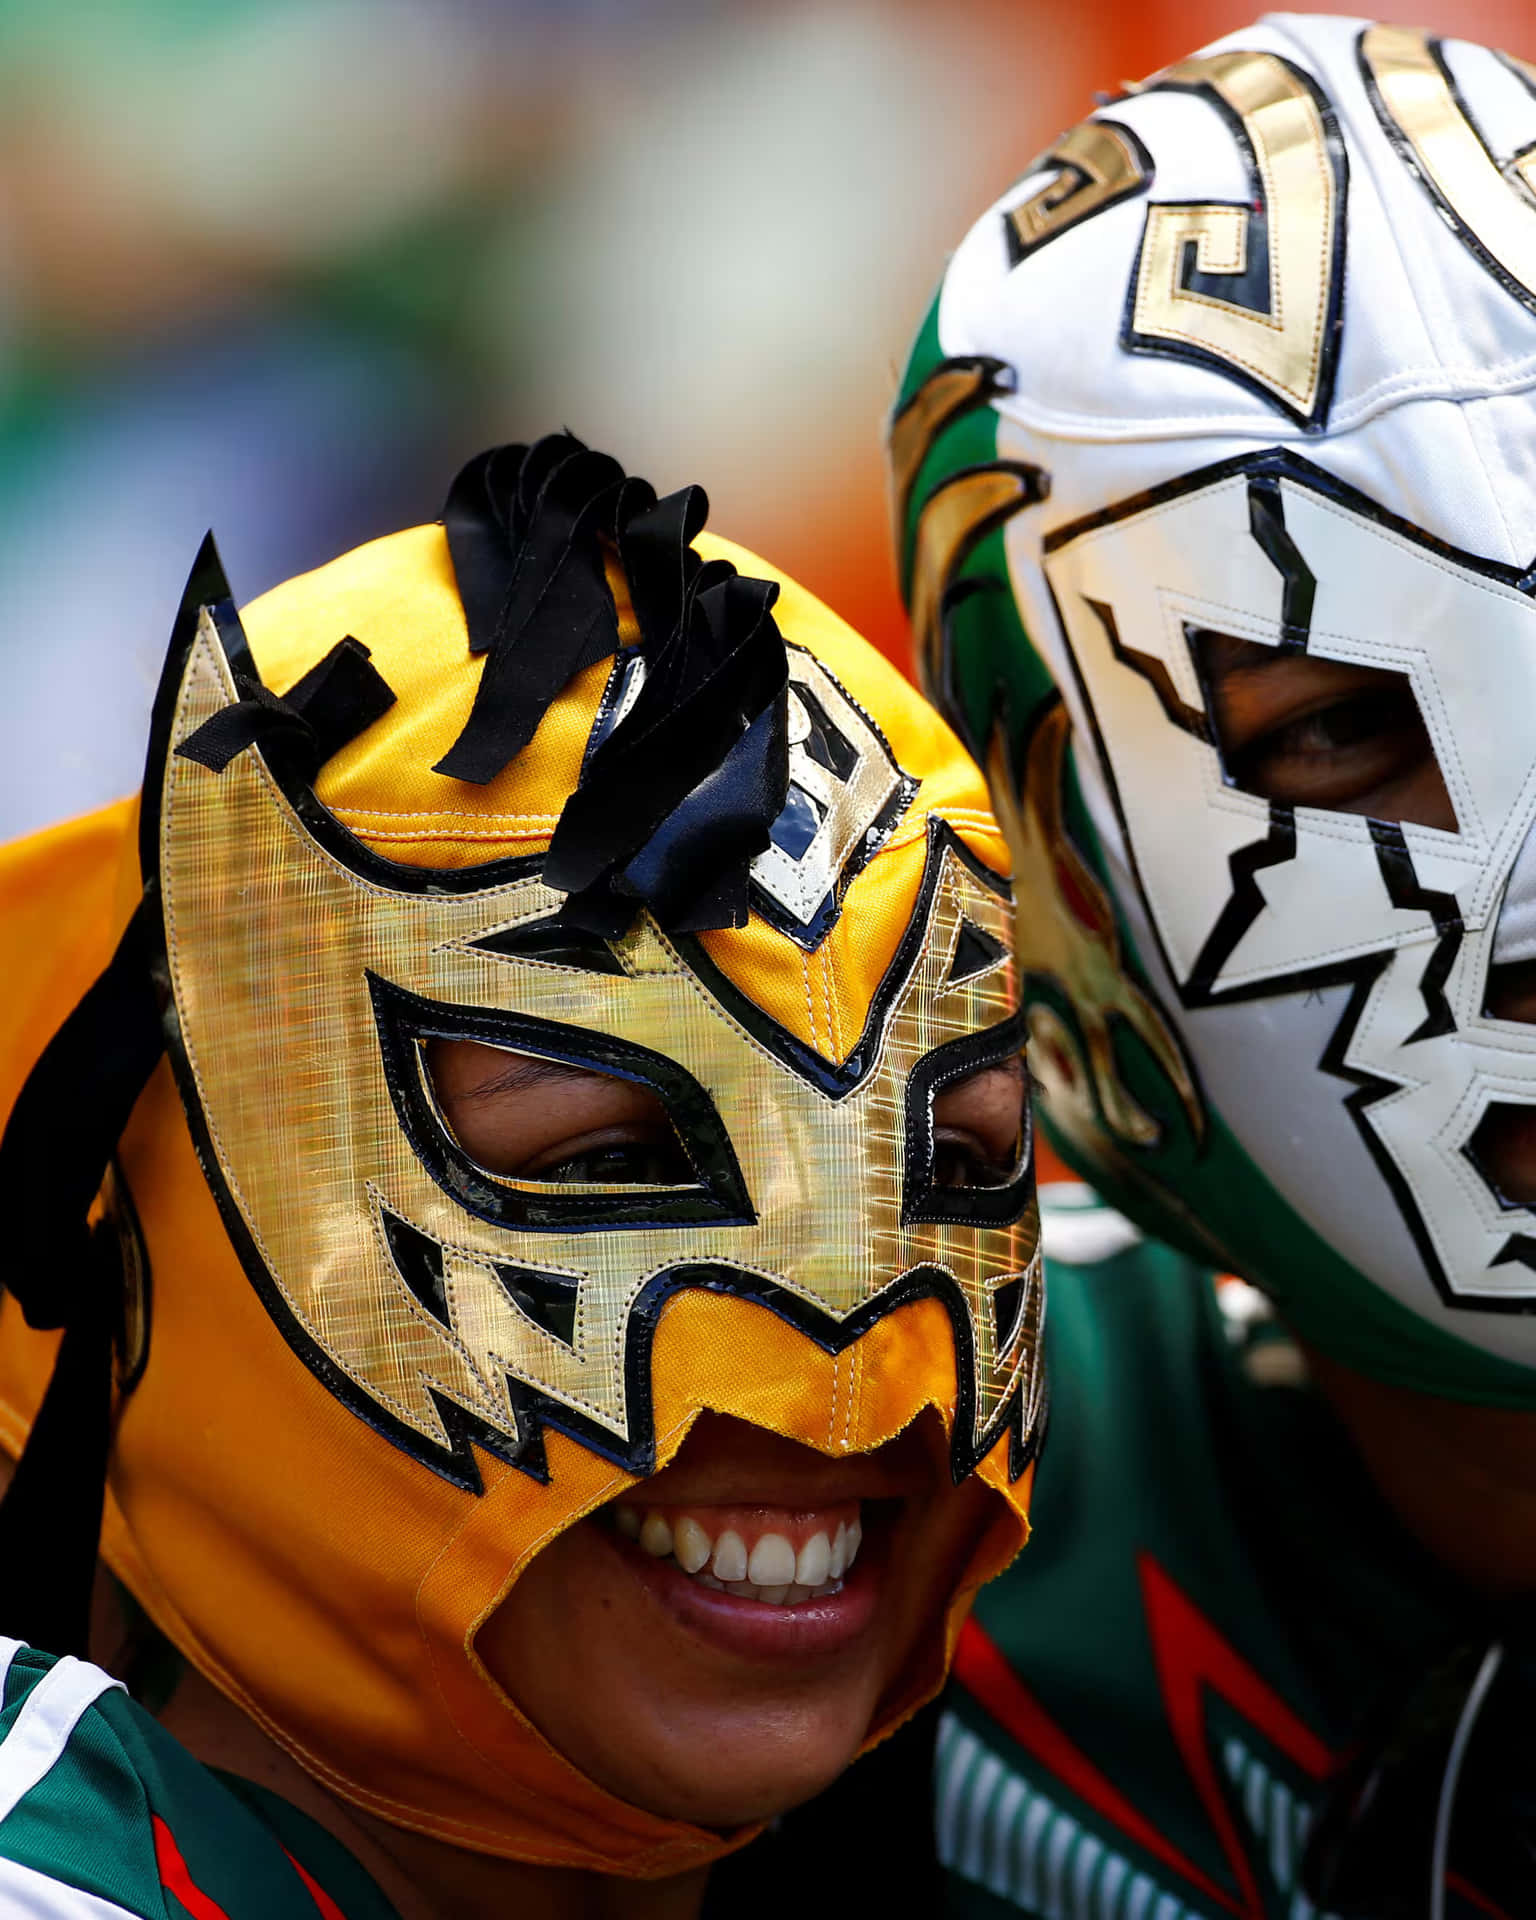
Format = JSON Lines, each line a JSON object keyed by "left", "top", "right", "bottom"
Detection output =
{"left": 639, "top": 1511, "right": 674, "bottom": 1558}
{"left": 746, "top": 1532, "right": 796, "bottom": 1588}
{"left": 795, "top": 1531, "right": 831, "bottom": 1588}
{"left": 674, "top": 1516, "right": 713, "bottom": 1574}
{"left": 712, "top": 1529, "right": 749, "bottom": 1583}
{"left": 619, "top": 1507, "right": 860, "bottom": 1606}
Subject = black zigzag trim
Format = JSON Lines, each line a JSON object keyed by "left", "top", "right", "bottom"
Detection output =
{"left": 1247, "top": 472, "right": 1316, "bottom": 649}
{"left": 1185, "top": 808, "right": 1298, "bottom": 1003}
{"left": 1369, "top": 821, "right": 1463, "bottom": 1043}
{"left": 1042, "top": 447, "right": 1536, "bottom": 1311}
{"left": 1084, "top": 596, "right": 1210, "bottom": 741}
{"left": 481, "top": 1258, "right": 1042, "bottom": 1489}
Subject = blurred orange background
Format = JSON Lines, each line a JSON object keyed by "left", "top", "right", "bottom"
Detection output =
{"left": 1, "top": 0, "right": 1523, "bottom": 838}
{"left": 1, "top": 2, "right": 1522, "bottom": 1191}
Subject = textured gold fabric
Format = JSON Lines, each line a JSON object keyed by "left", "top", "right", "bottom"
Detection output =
{"left": 0, "top": 517, "right": 1036, "bottom": 1874}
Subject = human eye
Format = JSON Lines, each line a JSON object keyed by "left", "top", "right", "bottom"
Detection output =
{"left": 931, "top": 1059, "right": 1027, "bottom": 1190}
{"left": 1192, "top": 630, "right": 1455, "bottom": 830}
{"left": 424, "top": 1038, "right": 697, "bottom": 1187}
{"left": 931, "top": 1132, "right": 1024, "bottom": 1190}
{"left": 517, "top": 1129, "right": 696, "bottom": 1187}
{"left": 1230, "top": 682, "right": 1427, "bottom": 807}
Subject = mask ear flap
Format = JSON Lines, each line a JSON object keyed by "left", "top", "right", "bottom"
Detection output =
{"left": 0, "top": 895, "right": 164, "bottom": 1656}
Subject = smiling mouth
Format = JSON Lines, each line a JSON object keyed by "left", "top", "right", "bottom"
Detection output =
{"left": 608, "top": 1499, "right": 866, "bottom": 1608}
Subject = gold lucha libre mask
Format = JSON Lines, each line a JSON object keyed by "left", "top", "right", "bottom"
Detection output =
{"left": 158, "top": 596, "right": 1039, "bottom": 1488}
{"left": 0, "top": 437, "right": 1040, "bottom": 1871}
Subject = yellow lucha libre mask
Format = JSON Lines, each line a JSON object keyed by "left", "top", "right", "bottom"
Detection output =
{"left": 0, "top": 438, "right": 1040, "bottom": 1873}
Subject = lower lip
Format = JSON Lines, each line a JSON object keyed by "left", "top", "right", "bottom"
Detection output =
{"left": 604, "top": 1529, "right": 883, "bottom": 1660}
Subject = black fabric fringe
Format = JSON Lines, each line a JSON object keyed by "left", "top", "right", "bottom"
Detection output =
{"left": 177, "top": 635, "right": 396, "bottom": 778}
{"left": 435, "top": 433, "right": 790, "bottom": 934}
{"left": 0, "top": 897, "right": 166, "bottom": 1657}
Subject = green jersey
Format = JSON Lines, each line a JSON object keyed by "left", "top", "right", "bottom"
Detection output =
{"left": 0, "top": 1638, "right": 399, "bottom": 1918}
{"left": 939, "top": 1184, "right": 1489, "bottom": 1920}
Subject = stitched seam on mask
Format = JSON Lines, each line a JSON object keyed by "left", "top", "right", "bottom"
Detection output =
{"left": 817, "top": 950, "right": 837, "bottom": 1063}
{"left": 825, "top": 949, "right": 844, "bottom": 1060}
{"left": 801, "top": 952, "right": 821, "bottom": 1055}
{"left": 361, "top": 1195, "right": 515, "bottom": 1432}
{"left": 350, "top": 827, "right": 556, "bottom": 845}
{"left": 332, "top": 808, "right": 565, "bottom": 824}
{"left": 1441, "top": 1070, "right": 1521, "bottom": 1228}
{"left": 826, "top": 1350, "right": 843, "bottom": 1449}
{"left": 1287, "top": 492, "right": 1536, "bottom": 833}
{"left": 843, "top": 1342, "right": 860, "bottom": 1452}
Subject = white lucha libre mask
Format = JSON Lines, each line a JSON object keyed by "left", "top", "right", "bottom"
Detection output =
{"left": 896, "top": 12, "right": 1536, "bottom": 1396}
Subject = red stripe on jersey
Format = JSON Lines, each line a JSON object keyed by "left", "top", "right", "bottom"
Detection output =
{"left": 953, "top": 1614, "right": 1241, "bottom": 1912}
{"left": 284, "top": 1848, "right": 348, "bottom": 1920}
{"left": 152, "top": 1816, "right": 233, "bottom": 1920}
{"left": 1447, "top": 1869, "right": 1517, "bottom": 1920}
{"left": 1137, "top": 1553, "right": 1334, "bottom": 1918}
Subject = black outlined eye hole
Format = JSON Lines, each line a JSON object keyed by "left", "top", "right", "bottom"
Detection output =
{"left": 1466, "top": 1101, "right": 1536, "bottom": 1211}
{"left": 902, "top": 1015, "right": 1033, "bottom": 1228}
{"left": 1190, "top": 628, "right": 1457, "bottom": 833}
{"left": 369, "top": 973, "right": 755, "bottom": 1233}
{"left": 421, "top": 1036, "right": 697, "bottom": 1191}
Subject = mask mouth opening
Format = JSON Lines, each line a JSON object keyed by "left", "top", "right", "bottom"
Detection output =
{"left": 1468, "top": 963, "right": 1536, "bottom": 1209}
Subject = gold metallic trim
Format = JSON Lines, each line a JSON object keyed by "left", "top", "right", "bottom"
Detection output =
{"left": 987, "top": 704, "right": 1203, "bottom": 1150}
{"left": 1007, "top": 119, "right": 1152, "bottom": 260}
{"left": 1132, "top": 50, "right": 1338, "bottom": 419}
{"left": 908, "top": 469, "right": 1039, "bottom": 707}
{"left": 1363, "top": 24, "right": 1536, "bottom": 306}
{"left": 888, "top": 359, "right": 1006, "bottom": 557}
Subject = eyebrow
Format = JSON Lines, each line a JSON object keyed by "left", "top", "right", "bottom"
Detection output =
{"left": 1192, "top": 631, "right": 1289, "bottom": 683}
{"left": 447, "top": 1053, "right": 616, "bottom": 1106}
{"left": 957, "top": 1054, "right": 1026, "bottom": 1084}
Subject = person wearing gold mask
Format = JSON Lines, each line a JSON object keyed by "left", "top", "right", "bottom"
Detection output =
{"left": 0, "top": 433, "right": 1041, "bottom": 1918}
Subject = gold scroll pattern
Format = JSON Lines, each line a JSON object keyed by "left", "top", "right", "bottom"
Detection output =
{"left": 1006, "top": 119, "right": 1152, "bottom": 261}
{"left": 1362, "top": 24, "right": 1536, "bottom": 307}
{"left": 907, "top": 468, "right": 1043, "bottom": 713}
{"left": 1131, "top": 50, "right": 1340, "bottom": 422}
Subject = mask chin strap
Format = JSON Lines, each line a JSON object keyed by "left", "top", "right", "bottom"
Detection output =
{"left": 0, "top": 896, "right": 165, "bottom": 1657}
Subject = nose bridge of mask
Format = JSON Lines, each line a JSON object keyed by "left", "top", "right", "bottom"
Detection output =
{"left": 159, "top": 600, "right": 1040, "bottom": 1489}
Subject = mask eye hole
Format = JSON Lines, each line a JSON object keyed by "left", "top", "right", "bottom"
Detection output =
{"left": 1189, "top": 628, "right": 1457, "bottom": 833}
{"left": 368, "top": 973, "right": 755, "bottom": 1232}
{"left": 929, "top": 1058, "right": 1029, "bottom": 1192}
{"left": 903, "top": 1018, "right": 1033, "bottom": 1227}
{"left": 422, "top": 1038, "right": 695, "bottom": 1190}
{"left": 1466, "top": 1100, "right": 1536, "bottom": 1209}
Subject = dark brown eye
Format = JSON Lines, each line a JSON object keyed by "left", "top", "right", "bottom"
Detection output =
{"left": 1191, "top": 629, "right": 1456, "bottom": 831}
{"left": 930, "top": 1058, "right": 1027, "bottom": 1190}
{"left": 932, "top": 1132, "right": 1025, "bottom": 1190}
{"left": 424, "top": 1038, "right": 692, "bottom": 1184}
{"left": 519, "top": 1135, "right": 695, "bottom": 1187}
